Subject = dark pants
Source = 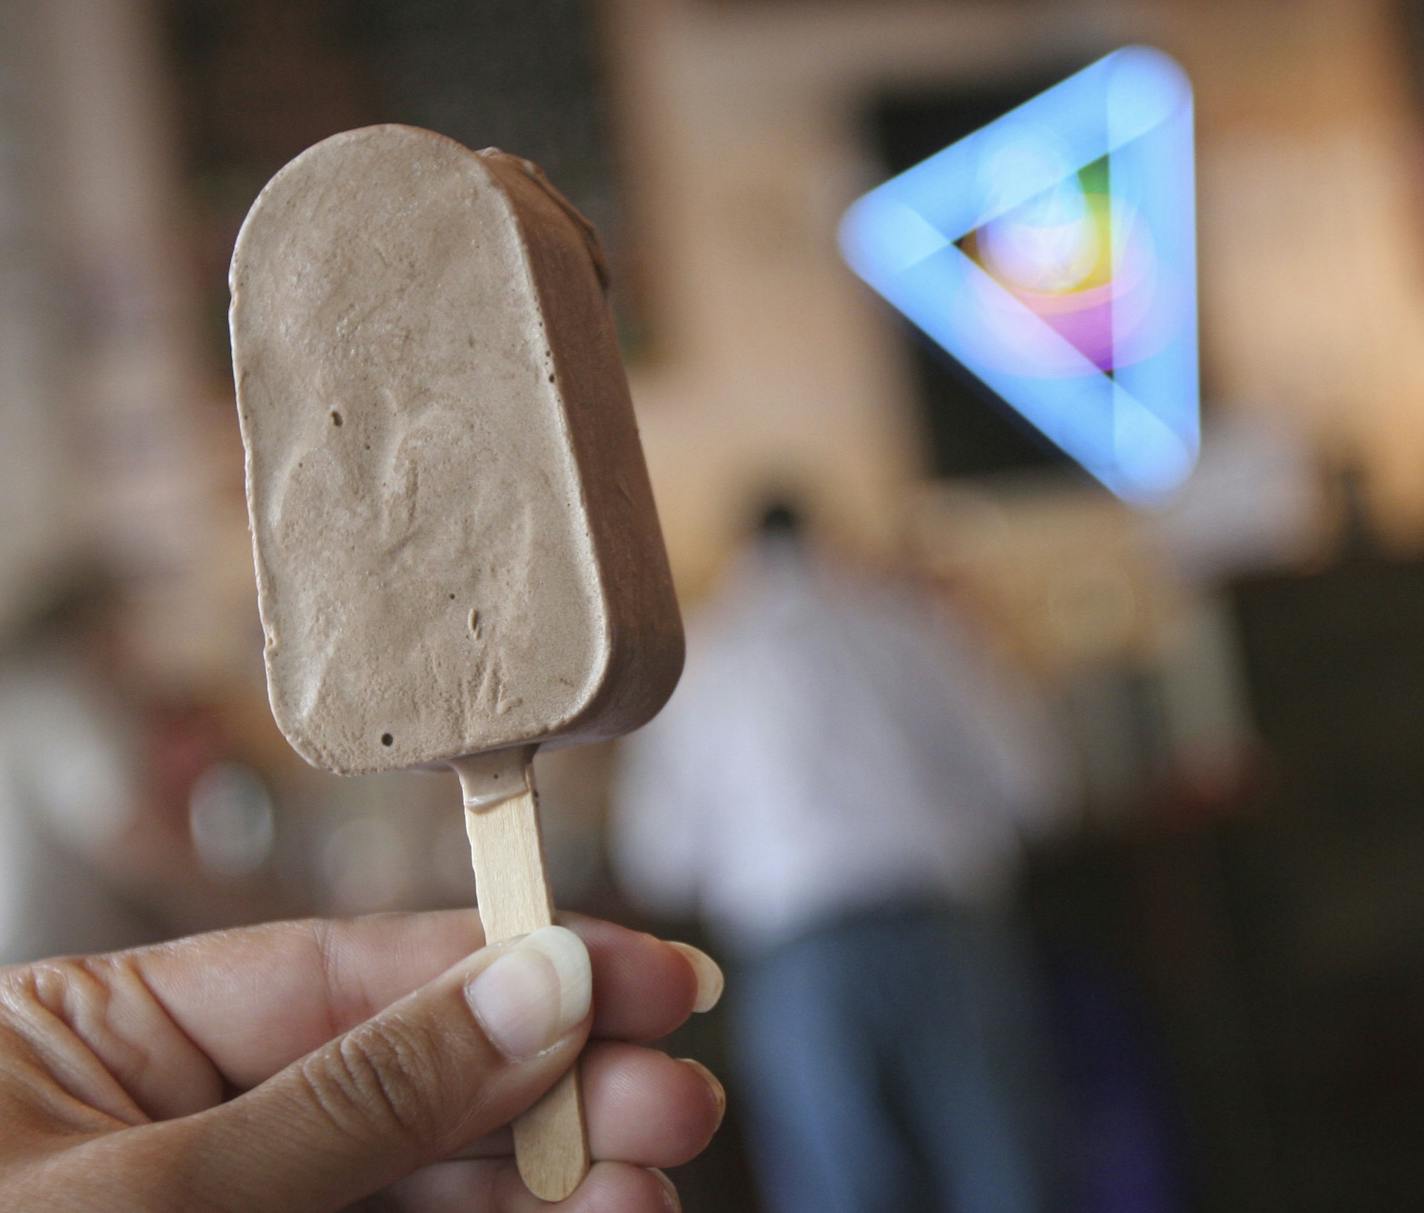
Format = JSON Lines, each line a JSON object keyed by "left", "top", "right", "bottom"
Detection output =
{"left": 730, "top": 901, "right": 1061, "bottom": 1213}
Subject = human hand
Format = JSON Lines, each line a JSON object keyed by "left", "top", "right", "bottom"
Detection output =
{"left": 0, "top": 912, "right": 725, "bottom": 1211}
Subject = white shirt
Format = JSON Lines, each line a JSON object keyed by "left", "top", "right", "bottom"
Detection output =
{"left": 611, "top": 542, "right": 1072, "bottom": 952}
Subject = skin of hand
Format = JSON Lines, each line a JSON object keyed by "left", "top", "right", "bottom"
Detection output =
{"left": 0, "top": 911, "right": 726, "bottom": 1212}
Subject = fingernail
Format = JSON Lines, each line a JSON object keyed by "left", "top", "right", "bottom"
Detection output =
{"left": 668, "top": 942, "right": 724, "bottom": 1013}
{"left": 466, "top": 925, "right": 591, "bottom": 1059}
{"left": 651, "top": 1167, "right": 681, "bottom": 1212}
{"left": 680, "top": 1057, "right": 726, "bottom": 1127}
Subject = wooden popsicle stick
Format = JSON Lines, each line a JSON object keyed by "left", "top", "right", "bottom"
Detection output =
{"left": 453, "top": 747, "right": 590, "bottom": 1202}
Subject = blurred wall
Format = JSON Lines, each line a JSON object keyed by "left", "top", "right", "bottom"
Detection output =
{"left": 3, "top": 0, "right": 242, "bottom": 682}
{"left": 604, "top": 0, "right": 1424, "bottom": 598}
{"left": 0, "top": 9, "right": 79, "bottom": 637}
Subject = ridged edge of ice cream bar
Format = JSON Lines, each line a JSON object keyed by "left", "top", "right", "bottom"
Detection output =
{"left": 230, "top": 125, "right": 683, "bottom": 775}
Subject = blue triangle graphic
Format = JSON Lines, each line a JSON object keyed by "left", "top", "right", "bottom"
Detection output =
{"left": 840, "top": 47, "right": 1199, "bottom": 503}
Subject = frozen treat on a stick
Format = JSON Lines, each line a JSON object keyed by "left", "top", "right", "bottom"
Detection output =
{"left": 231, "top": 125, "right": 682, "bottom": 775}
{"left": 229, "top": 124, "right": 684, "bottom": 1201}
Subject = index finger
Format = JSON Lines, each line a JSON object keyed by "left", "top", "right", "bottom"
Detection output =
{"left": 136, "top": 910, "right": 708, "bottom": 1089}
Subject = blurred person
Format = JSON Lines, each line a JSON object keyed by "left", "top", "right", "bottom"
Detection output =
{"left": 0, "top": 909, "right": 725, "bottom": 1210}
{"left": 613, "top": 499, "right": 1073, "bottom": 1213}
{"left": 0, "top": 579, "right": 154, "bottom": 961}
{"left": 0, "top": 578, "right": 298, "bottom": 960}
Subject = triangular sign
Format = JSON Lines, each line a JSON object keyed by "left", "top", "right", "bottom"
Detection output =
{"left": 840, "top": 47, "right": 1199, "bottom": 503}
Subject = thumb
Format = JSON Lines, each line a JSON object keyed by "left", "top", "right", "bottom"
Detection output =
{"left": 175, "top": 924, "right": 592, "bottom": 1212}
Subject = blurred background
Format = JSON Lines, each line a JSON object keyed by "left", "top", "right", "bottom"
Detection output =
{"left": 4, "top": 0, "right": 1424, "bottom": 1209}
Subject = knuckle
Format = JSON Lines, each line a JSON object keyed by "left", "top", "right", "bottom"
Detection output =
{"left": 297, "top": 1015, "right": 449, "bottom": 1152}
{"left": 0, "top": 958, "right": 154, "bottom": 1132}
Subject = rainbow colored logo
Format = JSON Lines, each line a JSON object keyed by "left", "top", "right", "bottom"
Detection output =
{"left": 839, "top": 47, "right": 1198, "bottom": 502}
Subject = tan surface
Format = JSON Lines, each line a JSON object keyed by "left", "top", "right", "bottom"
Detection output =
{"left": 230, "top": 126, "right": 682, "bottom": 775}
